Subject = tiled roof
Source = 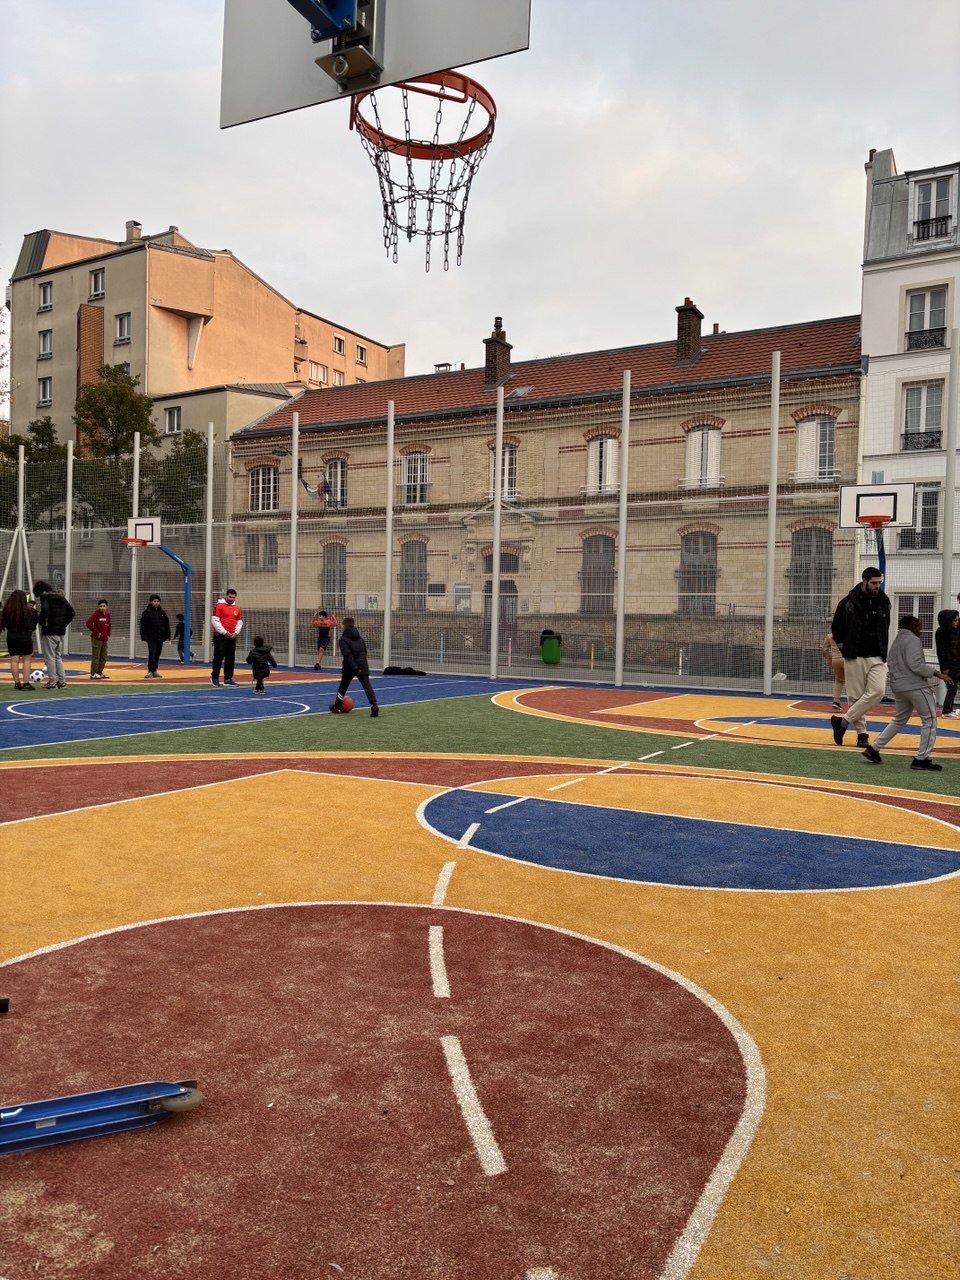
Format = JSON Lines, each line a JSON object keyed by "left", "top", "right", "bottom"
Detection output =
{"left": 235, "top": 314, "right": 862, "bottom": 438}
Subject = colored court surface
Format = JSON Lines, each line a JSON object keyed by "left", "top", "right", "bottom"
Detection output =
{"left": 1, "top": 676, "right": 957, "bottom": 1279}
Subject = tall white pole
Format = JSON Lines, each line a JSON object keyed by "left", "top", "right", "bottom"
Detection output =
{"left": 614, "top": 370, "right": 631, "bottom": 686}
{"left": 489, "top": 386, "right": 504, "bottom": 680}
{"left": 203, "top": 422, "right": 215, "bottom": 663}
{"left": 128, "top": 431, "right": 141, "bottom": 660}
{"left": 17, "top": 444, "right": 25, "bottom": 588}
{"left": 382, "top": 401, "right": 395, "bottom": 669}
{"left": 287, "top": 412, "right": 300, "bottom": 667}
{"left": 762, "top": 352, "right": 781, "bottom": 696}
{"left": 64, "top": 440, "right": 74, "bottom": 652}
{"left": 940, "top": 329, "right": 958, "bottom": 605}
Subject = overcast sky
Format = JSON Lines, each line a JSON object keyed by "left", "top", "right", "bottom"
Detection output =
{"left": 3, "top": 1, "right": 960, "bottom": 377}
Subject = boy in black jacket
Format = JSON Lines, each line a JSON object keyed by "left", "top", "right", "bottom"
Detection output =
{"left": 246, "top": 636, "right": 277, "bottom": 694}
{"left": 330, "top": 617, "right": 379, "bottom": 717}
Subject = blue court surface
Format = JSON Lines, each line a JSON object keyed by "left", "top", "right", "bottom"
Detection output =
{"left": 0, "top": 676, "right": 547, "bottom": 752}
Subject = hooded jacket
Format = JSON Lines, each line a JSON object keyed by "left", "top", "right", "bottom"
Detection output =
{"left": 831, "top": 582, "right": 891, "bottom": 661}
{"left": 139, "top": 603, "right": 171, "bottom": 643}
{"left": 338, "top": 625, "right": 369, "bottom": 675}
{"left": 37, "top": 590, "right": 76, "bottom": 637}
{"left": 246, "top": 643, "right": 277, "bottom": 679}
{"left": 934, "top": 609, "right": 959, "bottom": 673}
{"left": 885, "top": 625, "right": 941, "bottom": 694}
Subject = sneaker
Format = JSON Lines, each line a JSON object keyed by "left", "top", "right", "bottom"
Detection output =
{"left": 945, "top": 710, "right": 960, "bottom": 719}
{"left": 831, "top": 700, "right": 842, "bottom": 711}
{"left": 313, "top": 663, "right": 322, "bottom": 671}
{"left": 224, "top": 679, "right": 238, "bottom": 686}
{"left": 856, "top": 733, "right": 869, "bottom": 748}
{"left": 99, "top": 674, "right": 110, "bottom": 680}
{"left": 830, "top": 715, "right": 847, "bottom": 746}
{"left": 862, "top": 744, "right": 882, "bottom": 764}
{"left": 210, "top": 677, "right": 221, "bottom": 688}
{"left": 370, "top": 706, "right": 379, "bottom": 718}
{"left": 56, "top": 681, "right": 66, "bottom": 689}
{"left": 329, "top": 702, "right": 342, "bottom": 713}
{"left": 43, "top": 682, "right": 56, "bottom": 690}
{"left": 24, "top": 682, "right": 34, "bottom": 690}
{"left": 15, "top": 682, "right": 22, "bottom": 691}
{"left": 911, "top": 757, "right": 943, "bottom": 771}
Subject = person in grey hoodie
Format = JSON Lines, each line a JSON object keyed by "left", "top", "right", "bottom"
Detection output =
{"left": 861, "top": 616, "right": 954, "bottom": 771}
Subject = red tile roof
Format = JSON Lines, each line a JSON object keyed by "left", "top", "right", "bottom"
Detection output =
{"left": 237, "top": 313, "right": 861, "bottom": 438}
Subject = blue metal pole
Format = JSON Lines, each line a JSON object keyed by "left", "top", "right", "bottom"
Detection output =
{"left": 158, "top": 545, "right": 192, "bottom": 666}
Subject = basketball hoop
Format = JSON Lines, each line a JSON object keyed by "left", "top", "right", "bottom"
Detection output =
{"left": 120, "top": 537, "right": 149, "bottom": 547}
{"left": 855, "top": 515, "right": 892, "bottom": 531}
{"left": 349, "top": 71, "right": 496, "bottom": 270}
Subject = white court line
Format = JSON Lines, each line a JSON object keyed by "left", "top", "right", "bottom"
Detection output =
{"left": 428, "top": 926, "right": 450, "bottom": 998}
{"left": 431, "top": 861, "right": 456, "bottom": 907}
{"left": 440, "top": 1036, "right": 507, "bottom": 1177}
{"left": 546, "top": 777, "right": 585, "bottom": 791}
{"left": 457, "top": 822, "right": 480, "bottom": 848}
{"left": 527, "top": 1270, "right": 559, "bottom": 1280}
{"left": 637, "top": 751, "right": 663, "bottom": 761}
{"left": 671, "top": 741, "right": 695, "bottom": 750}
{"left": 485, "top": 796, "right": 528, "bottom": 814}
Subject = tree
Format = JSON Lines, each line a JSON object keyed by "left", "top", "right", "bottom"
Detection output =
{"left": 142, "top": 428, "right": 208, "bottom": 526}
{"left": 74, "top": 364, "right": 158, "bottom": 457}
{"left": 0, "top": 417, "right": 68, "bottom": 529}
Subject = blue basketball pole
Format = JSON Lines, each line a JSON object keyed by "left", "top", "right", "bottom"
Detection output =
{"left": 158, "top": 545, "right": 192, "bottom": 666}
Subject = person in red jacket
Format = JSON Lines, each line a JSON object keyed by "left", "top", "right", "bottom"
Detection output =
{"left": 211, "top": 588, "right": 243, "bottom": 687}
{"left": 85, "top": 599, "right": 111, "bottom": 680}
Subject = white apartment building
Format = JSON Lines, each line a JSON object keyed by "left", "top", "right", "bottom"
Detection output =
{"left": 860, "top": 148, "right": 960, "bottom": 643}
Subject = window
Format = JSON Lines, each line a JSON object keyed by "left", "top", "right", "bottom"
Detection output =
{"left": 249, "top": 465, "right": 279, "bottom": 513}
{"left": 681, "top": 425, "right": 721, "bottom": 489}
{"left": 38, "top": 282, "right": 52, "bottom": 311}
{"left": 906, "top": 288, "right": 947, "bottom": 350}
{"left": 488, "top": 443, "right": 518, "bottom": 499}
{"left": 356, "top": 377, "right": 366, "bottom": 385}
{"left": 580, "top": 534, "right": 615, "bottom": 615}
{"left": 164, "top": 407, "right": 182, "bottom": 435}
{"left": 245, "top": 532, "right": 278, "bottom": 572}
{"left": 54, "top": 520, "right": 66, "bottom": 544}
{"left": 38, "top": 329, "right": 52, "bottom": 359}
{"left": 325, "top": 458, "right": 347, "bottom": 509}
{"left": 309, "top": 361, "right": 328, "bottom": 384}
{"left": 332, "top": 370, "right": 345, "bottom": 387}
{"left": 322, "top": 543, "right": 347, "bottom": 610}
{"left": 115, "top": 313, "right": 131, "bottom": 343}
{"left": 794, "top": 415, "right": 836, "bottom": 481}
{"left": 915, "top": 176, "right": 952, "bottom": 240}
{"left": 400, "top": 541, "right": 427, "bottom": 610}
{"left": 788, "top": 527, "right": 833, "bottom": 618}
{"left": 333, "top": 335, "right": 345, "bottom": 355}
{"left": 902, "top": 381, "right": 943, "bottom": 451}
{"left": 79, "top": 514, "right": 94, "bottom": 544}
{"left": 38, "top": 376, "right": 52, "bottom": 405}
{"left": 898, "top": 485, "right": 940, "bottom": 551}
{"left": 356, "top": 343, "right": 367, "bottom": 365}
{"left": 586, "top": 436, "right": 619, "bottom": 496}
{"left": 677, "top": 532, "right": 718, "bottom": 617}
{"left": 402, "top": 452, "right": 430, "bottom": 505}
{"left": 483, "top": 550, "right": 520, "bottom": 574}
{"left": 90, "top": 268, "right": 105, "bottom": 299}
{"left": 895, "top": 594, "right": 936, "bottom": 648}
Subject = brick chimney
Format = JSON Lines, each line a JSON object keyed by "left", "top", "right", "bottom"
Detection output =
{"left": 483, "top": 316, "right": 512, "bottom": 387}
{"left": 675, "top": 297, "right": 703, "bottom": 363}
{"left": 125, "top": 220, "right": 142, "bottom": 242}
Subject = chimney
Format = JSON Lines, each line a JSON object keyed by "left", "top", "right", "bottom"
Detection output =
{"left": 675, "top": 297, "right": 703, "bottom": 363}
{"left": 483, "top": 316, "right": 512, "bottom": 387}
{"left": 125, "top": 220, "right": 142, "bottom": 242}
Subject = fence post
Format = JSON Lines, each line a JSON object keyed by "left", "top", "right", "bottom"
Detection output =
{"left": 762, "top": 352, "right": 781, "bottom": 695}
{"left": 941, "top": 328, "right": 958, "bottom": 606}
{"left": 287, "top": 412, "right": 300, "bottom": 668}
{"left": 489, "top": 386, "right": 504, "bottom": 680}
{"left": 127, "top": 431, "right": 141, "bottom": 660}
{"left": 614, "top": 369, "right": 631, "bottom": 686}
{"left": 64, "top": 441, "right": 74, "bottom": 653}
{"left": 203, "top": 422, "right": 214, "bottom": 663}
{"left": 383, "top": 400, "right": 395, "bottom": 669}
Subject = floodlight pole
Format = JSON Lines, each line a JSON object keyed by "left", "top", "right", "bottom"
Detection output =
{"left": 941, "top": 328, "right": 958, "bottom": 606}
{"left": 762, "top": 352, "right": 781, "bottom": 697}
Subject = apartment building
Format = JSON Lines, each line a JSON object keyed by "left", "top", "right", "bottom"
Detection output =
{"left": 859, "top": 148, "right": 960, "bottom": 642}
{"left": 6, "top": 220, "right": 405, "bottom": 447}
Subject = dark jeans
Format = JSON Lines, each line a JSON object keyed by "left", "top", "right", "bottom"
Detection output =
{"left": 336, "top": 665, "right": 378, "bottom": 708}
{"left": 146, "top": 639, "right": 164, "bottom": 673}
{"left": 944, "top": 677, "right": 958, "bottom": 715}
{"left": 212, "top": 633, "right": 237, "bottom": 681}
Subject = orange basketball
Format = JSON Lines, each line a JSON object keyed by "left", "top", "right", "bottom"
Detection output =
{"left": 341, "top": 696, "right": 354, "bottom": 713}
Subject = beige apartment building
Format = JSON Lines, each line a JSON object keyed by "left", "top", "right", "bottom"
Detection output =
{"left": 6, "top": 220, "right": 405, "bottom": 447}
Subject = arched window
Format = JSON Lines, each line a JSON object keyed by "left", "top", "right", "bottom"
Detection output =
{"left": 789, "top": 527, "right": 833, "bottom": 618}
{"left": 325, "top": 458, "right": 347, "bottom": 509}
{"left": 677, "top": 532, "right": 718, "bottom": 617}
{"left": 488, "top": 443, "right": 518, "bottom": 498}
{"left": 795, "top": 415, "right": 836, "bottom": 481}
{"left": 580, "top": 534, "right": 615, "bottom": 615}
{"left": 402, "top": 451, "right": 430, "bottom": 505}
{"left": 322, "top": 543, "right": 346, "bottom": 610}
{"left": 586, "top": 435, "right": 619, "bottom": 496}
{"left": 249, "top": 465, "right": 279, "bottom": 513}
{"left": 682, "top": 426, "right": 721, "bottom": 489}
{"left": 400, "top": 541, "right": 427, "bottom": 611}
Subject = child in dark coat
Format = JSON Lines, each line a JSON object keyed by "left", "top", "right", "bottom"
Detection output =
{"left": 246, "top": 636, "right": 277, "bottom": 694}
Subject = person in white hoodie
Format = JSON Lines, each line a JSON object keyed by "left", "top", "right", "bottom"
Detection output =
{"left": 861, "top": 616, "right": 954, "bottom": 772}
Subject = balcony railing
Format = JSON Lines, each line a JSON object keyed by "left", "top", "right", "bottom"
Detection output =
{"left": 905, "top": 327, "right": 946, "bottom": 350}
{"left": 914, "top": 216, "right": 951, "bottom": 241}
{"left": 901, "top": 429, "right": 942, "bottom": 451}
{"left": 898, "top": 527, "right": 939, "bottom": 551}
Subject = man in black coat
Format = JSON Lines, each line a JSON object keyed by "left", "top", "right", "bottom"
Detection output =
{"left": 33, "top": 578, "right": 76, "bottom": 689}
{"left": 139, "top": 595, "right": 171, "bottom": 679}
{"left": 829, "top": 566, "right": 891, "bottom": 747}
{"left": 329, "top": 617, "right": 379, "bottom": 717}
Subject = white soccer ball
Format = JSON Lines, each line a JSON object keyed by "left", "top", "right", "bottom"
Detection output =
{"left": 30, "top": 668, "right": 47, "bottom": 682}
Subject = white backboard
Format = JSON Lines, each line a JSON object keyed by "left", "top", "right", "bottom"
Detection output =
{"left": 838, "top": 483, "right": 916, "bottom": 529}
{"left": 221, "top": 0, "right": 532, "bottom": 128}
{"left": 127, "top": 516, "right": 162, "bottom": 546}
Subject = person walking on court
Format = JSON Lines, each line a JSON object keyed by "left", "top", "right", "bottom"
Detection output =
{"left": 820, "top": 628, "right": 845, "bottom": 712}
{"left": 861, "top": 616, "right": 953, "bottom": 772}
{"left": 330, "top": 617, "right": 379, "bottom": 717}
{"left": 211, "top": 588, "right": 243, "bottom": 687}
{"left": 85, "top": 599, "right": 111, "bottom": 679}
{"left": 246, "top": 635, "right": 278, "bottom": 694}
{"left": 829, "top": 567, "right": 891, "bottom": 749}
{"left": 311, "top": 607, "right": 337, "bottom": 670}
{"left": 934, "top": 609, "right": 960, "bottom": 717}
{"left": 139, "top": 595, "right": 171, "bottom": 679}
{"left": 33, "top": 579, "right": 76, "bottom": 689}
{"left": 1, "top": 589, "right": 39, "bottom": 690}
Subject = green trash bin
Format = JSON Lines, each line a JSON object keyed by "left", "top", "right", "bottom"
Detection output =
{"left": 540, "top": 629, "right": 562, "bottom": 664}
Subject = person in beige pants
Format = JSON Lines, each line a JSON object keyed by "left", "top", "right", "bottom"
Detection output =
{"left": 829, "top": 568, "right": 891, "bottom": 748}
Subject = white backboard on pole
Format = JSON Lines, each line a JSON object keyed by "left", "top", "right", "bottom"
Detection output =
{"left": 838, "top": 483, "right": 916, "bottom": 529}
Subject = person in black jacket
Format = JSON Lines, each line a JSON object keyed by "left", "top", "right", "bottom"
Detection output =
{"left": 246, "top": 635, "right": 278, "bottom": 694}
{"left": 934, "top": 609, "right": 960, "bottom": 717}
{"left": 139, "top": 595, "right": 171, "bottom": 679}
{"left": 329, "top": 617, "right": 379, "bottom": 717}
{"left": 829, "top": 567, "right": 891, "bottom": 748}
{"left": 33, "top": 579, "right": 76, "bottom": 689}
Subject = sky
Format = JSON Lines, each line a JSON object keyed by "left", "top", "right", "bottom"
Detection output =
{"left": 3, "top": 1, "right": 960, "bottom": 379}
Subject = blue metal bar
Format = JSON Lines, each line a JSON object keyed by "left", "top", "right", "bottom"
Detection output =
{"left": 1, "top": 1080, "right": 200, "bottom": 1155}
{"left": 285, "top": 0, "right": 358, "bottom": 41}
{"left": 158, "top": 544, "right": 192, "bottom": 667}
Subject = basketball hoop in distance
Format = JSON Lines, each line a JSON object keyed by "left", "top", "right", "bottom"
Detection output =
{"left": 349, "top": 71, "right": 496, "bottom": 270}
{"left": 120, "top": 537, "right": 149, "bottom": 548}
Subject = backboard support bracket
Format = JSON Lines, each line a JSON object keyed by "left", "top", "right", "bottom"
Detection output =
{"left": 312, "top": 0, "right": 386, "bottom": 94}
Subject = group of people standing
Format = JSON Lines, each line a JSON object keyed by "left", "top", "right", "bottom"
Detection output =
{"left": 0, "top": 582, "right": 75, "bottom": 689}
{"left": 827, "top": 567, "right": 959, "bottom": 771}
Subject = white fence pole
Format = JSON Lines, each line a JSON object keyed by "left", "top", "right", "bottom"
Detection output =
{"left": 127, "top": 431, "right": 141, "bottom": 660}
{"left": 64, "top": 440, "right": 74, "bottom": 652}
{"left": 762, "top": 352, "right": 781, "bottom": 695}
{"left": 614, "top": 370, "right": 631, "bottom": 685}
{"left": 489, "top": 386, "right": 504, "bottom": 679}
{"left": 287, "top": 412, "right": 300, "bottom": 668}
{"left": 941, "top": 329, "right": 958, "bottom": 605}
{"left": 383, "top": 400, "right": 395, "bottom": 669}
{"left": 203, "top": 422, "right": 215, "bottom": 664}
